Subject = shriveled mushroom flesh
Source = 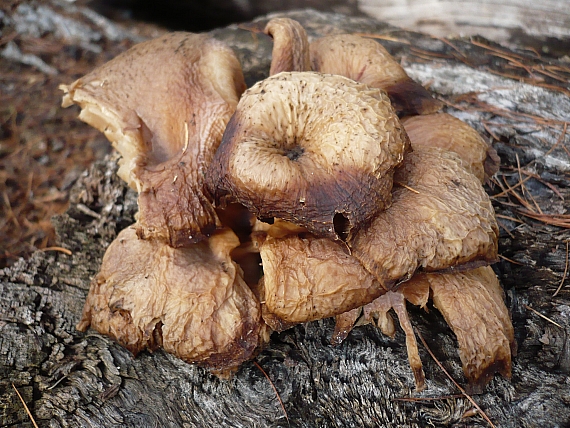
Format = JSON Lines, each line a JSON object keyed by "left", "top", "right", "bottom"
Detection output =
{"left": 401, "top": 112, "right": 500, "bottom": 182}
{"left": 256, "top": 230, "right": 386, "bottom": 331}
{"left": 310, "top": 34, "right": 443, "bottom": 115}
{"left": 264, "top": 17, "right": 311, "bottom": 75}
{"left": 77, "top": 226, "right": 266, "bottom": 374}
{"left": 349, "top": 146, "right": 499, "bottom": 288}
{"left": 61, "top": 32, "right": 246, "bottom": 246}
{"left": 207, "top": 71, "right": 410, "bottom": 241}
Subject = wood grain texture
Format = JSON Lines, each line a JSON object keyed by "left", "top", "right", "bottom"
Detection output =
{"left": 2, "top": 6, "right": 570, "bottom": 428}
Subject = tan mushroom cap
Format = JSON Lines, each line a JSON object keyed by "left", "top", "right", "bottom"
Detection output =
{"left": 310, "top": 34, "right": 443, "bottom": 115}
{"left": 349, "top": 146, "right": 499, "bottom": 288}
{"left": 406, "top": 267, "right": 515, "bottom": 390}
{"left": 207, "top": 71, "right": 410, "bottom": 241}
{"left": 264, "top": 17, "right": 311, "bottom": 75}
{"left": 401, "top": 113, "right": 500, "bottom": 182}
{"left": 257, "top": 232, "right": 385, "bottom": 331}
{"left": 77, "top": 226, "right": 265, "bottom": 374}
{"left": 61, "top": 32, "right": 246, "bottom": 246}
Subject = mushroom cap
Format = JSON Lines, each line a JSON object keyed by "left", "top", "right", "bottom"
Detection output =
{"left": 349, "top": 146, "right": 499, "bottom": 288}
{"left": 401, "top": 113, "right": 500, "bottom": 182}
{"left": 264, "top": 17, "right": 311, "bottom": 75}
{"left": 207, "top": 71, "right": 410, "bottom": 241}
{"left": 76, "top": 226, "right": 264, "bottom": 373}
{"left": 310, "top": 34, "right": 443, "bottom": 115}
{"left": 258, "top": 232, "right": 385, "bottom": 331}
{"left": 61, "top": 32, "right": 246, "bottom": 246}
{"left": 408, "top": 267, "right": 514, "bottom": 390}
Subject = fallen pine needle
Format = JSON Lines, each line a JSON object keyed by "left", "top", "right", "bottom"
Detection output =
{"left": 253, "top": 361, "right": 289, "bottom": 424}
{"left": 553, "top": 241, "right": 569, "bottom": 297}
{"left": 395, "top": 182, "right": 420, "bottom": 194}
{"left": 12, "top": 384, "right": 39, "bottom": 428}
{"left": 415, "top": 329, "right": 496, "bottom": 428}
{"left": 524, "top": 304, "right": 563, "bottom": 329}
{"left": 41, "top": 246, "right": 72, "bottom": 255}
{"left": 498, "top": 254, "right": 524, "bottom": 265}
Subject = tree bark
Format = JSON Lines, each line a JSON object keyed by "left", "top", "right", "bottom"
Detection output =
{"left": 1, "top": 5, "right": 570, "bottom": 428}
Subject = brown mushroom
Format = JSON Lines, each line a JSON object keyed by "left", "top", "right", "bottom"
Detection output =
{"left": 207, "top": 71, "right": 410, "bottom": 241}
{"left": 349, "top": 146, "right": 499, "bottom": 289}
{"left": 401, "top": 112, "right": 500, "bottom": 182}
{"left": 77, "top": 226, "right": 267, "bottom": 375}
{"left": 264, "top": 17, "right": 311, "bottom": 75}
{"left": 414, "top": 266, "right": 515, "bottom": 391}
{"left": 61, "top": 32, "right": 246, "bottom": 246}
{"left": 255, "top": 227, "right": 386, "bottom": 331}
{"left": 310, "top": 33, "right": 443, "bottom": 115}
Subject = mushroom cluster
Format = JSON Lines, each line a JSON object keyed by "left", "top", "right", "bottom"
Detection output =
{"left": 62, "top": 18, "right": 514, "bottom": 389}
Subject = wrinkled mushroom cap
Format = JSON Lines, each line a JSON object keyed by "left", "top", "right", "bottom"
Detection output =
{"left": 310, "top": 34, "right": 443, "bottom": 115}
{"left": 406, "top": 267, "right": 514, "bottom": 390}
{"left": 77, "top": 226, "right": 264, "bottom": 373}
{"left": 258, "top": 232, "right": 385, "bottom": 331}
{"left": 61, "top": 32, "right": 246, "bottom": 246}
{"left": 350, "top": 146, "right": 499, "bottom": 288}
{"left": 207, "top": 71, "right": 410, "bottom": 241}
{"left": 401, "top": 113, "right": 500, "bottom": 182}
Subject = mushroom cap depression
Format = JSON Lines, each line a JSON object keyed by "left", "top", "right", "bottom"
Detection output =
{"left": 401, "top": 113, "right": 500, "bottom": 182}
{"left": 349, "top": 146, "right": 499, "bottom": 288}
{"left": 77, "top": 226, "right": 265, "bottom": 374}
{"left": 310, "top": 34, "right": 443, "bottom": 115}
{"left": 61, "top": 32, "right": 246, "bottom": 246}
{"left": 207, "top": 71, "right": 410, "bottom": 241}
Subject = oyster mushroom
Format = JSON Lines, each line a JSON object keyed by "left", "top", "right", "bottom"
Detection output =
{"left": 207, "top": 71, "right": 410, "bottom": 241}
{"left": 255, "top": 227, "right": 385, "bottom": 331}
{"left": 401, "top": 112, "right": 500, "bottom": 182}
{"left": 349, "top": 146, "right": 499, "bottom": 289}
{"left": 77, "top": 226, "right": 266, "bottom": 374}
{"left": 61, "top": 32, "right": 246, "bottom": 246}
{"left": 310, "top": 33, "right": 443, "bottom": 115}
{"left": 264, "top": 17, "right": 311, "bottom": 75}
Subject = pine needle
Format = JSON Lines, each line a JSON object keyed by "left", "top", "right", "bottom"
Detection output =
{"left": 12, "top": 384, "right": 39, "bottom": 428}
{"left": 553, "top": 240, "right": 569, "bottom": 297}
{"left": 253, "top": 361, "right": 289, "bottom": 424}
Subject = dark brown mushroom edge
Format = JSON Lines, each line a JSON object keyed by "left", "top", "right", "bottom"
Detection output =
{"left": 63, "top": 18, "right": 514, "bottom": 389}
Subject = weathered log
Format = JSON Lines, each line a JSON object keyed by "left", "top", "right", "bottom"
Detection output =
{"left": 2, "top": 6, "right": 570, "bottom": 428}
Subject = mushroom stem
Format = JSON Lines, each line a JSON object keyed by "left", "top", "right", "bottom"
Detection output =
{"left": 264, "top": 18, "right": 311, "bottom": 75}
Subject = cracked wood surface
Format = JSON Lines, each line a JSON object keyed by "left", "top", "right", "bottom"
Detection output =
{"left": 1, "top": 5, "right": 570, "bottom": 427}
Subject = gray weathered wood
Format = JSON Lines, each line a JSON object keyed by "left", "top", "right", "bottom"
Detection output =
{"left": 2, "top": 6, "right": 570, "bottom": 428}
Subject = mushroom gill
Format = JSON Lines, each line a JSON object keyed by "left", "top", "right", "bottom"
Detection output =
{"left": 401, "top": 112, "right": 500, "bottom": 182}
{"left": 207, "top": 71, "right": 410, "bottom": 241}
{"left": 77, "top": 226, "right": 266, "bottom": 374}
{"left": 264, "top": 17, "right": 311, "bottom": 75}
{"left": 310, "top": 33, "right": 443, "bottom": 115}
{"left": 61, "top": 32, "right": 246, "bottom": 246}
{"left": 256, "top": 229, "right": 386, "bottom": 332}
{"left": 349, "top": 146, "right": 499, "bottom": 289}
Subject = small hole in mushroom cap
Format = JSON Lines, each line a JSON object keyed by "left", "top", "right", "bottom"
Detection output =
{"left": 333, "top": 212, "right": 351, "bottom": 242}
{"left": 285, "top": 145, "right": 304, "bottom": 161}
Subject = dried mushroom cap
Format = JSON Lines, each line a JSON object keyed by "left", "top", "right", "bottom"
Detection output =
{"left": 77, "top": 226, "right": 265, "bottom": 374}
{"left": 264, "top": 18, "right": 311, "bottom": 75}
{"left": 310, "top": 34, "right": 443, "bottom": 115}
{"left": 207, "top": 71, "right": 410, "bottom": 241}
{"left": 258, "top": 233, "right": 385, "bottom": 331}
{"left": 349, "top": 146, "right": 499, "bottom": 288}
{"left": 407, "top": 267, "right": 514, "bottom": 390}
{"left": 401, "top": 113, "right": 500, "bottom": 182}
{"left": 61, "top": 32, "right": 246, "bottom": 246}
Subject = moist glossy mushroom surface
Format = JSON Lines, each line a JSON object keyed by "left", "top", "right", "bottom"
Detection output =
{"left": 61, "top": 32, "right": 246, "bottom": 246}
{"left": 207, "top": 71, "right": 410, "bottom": 241}
{"left": 77, "top": 226, "right": 265, "bottom": 374}
{"left": 349, "top": 146, "right": 499, "bottom": 288}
